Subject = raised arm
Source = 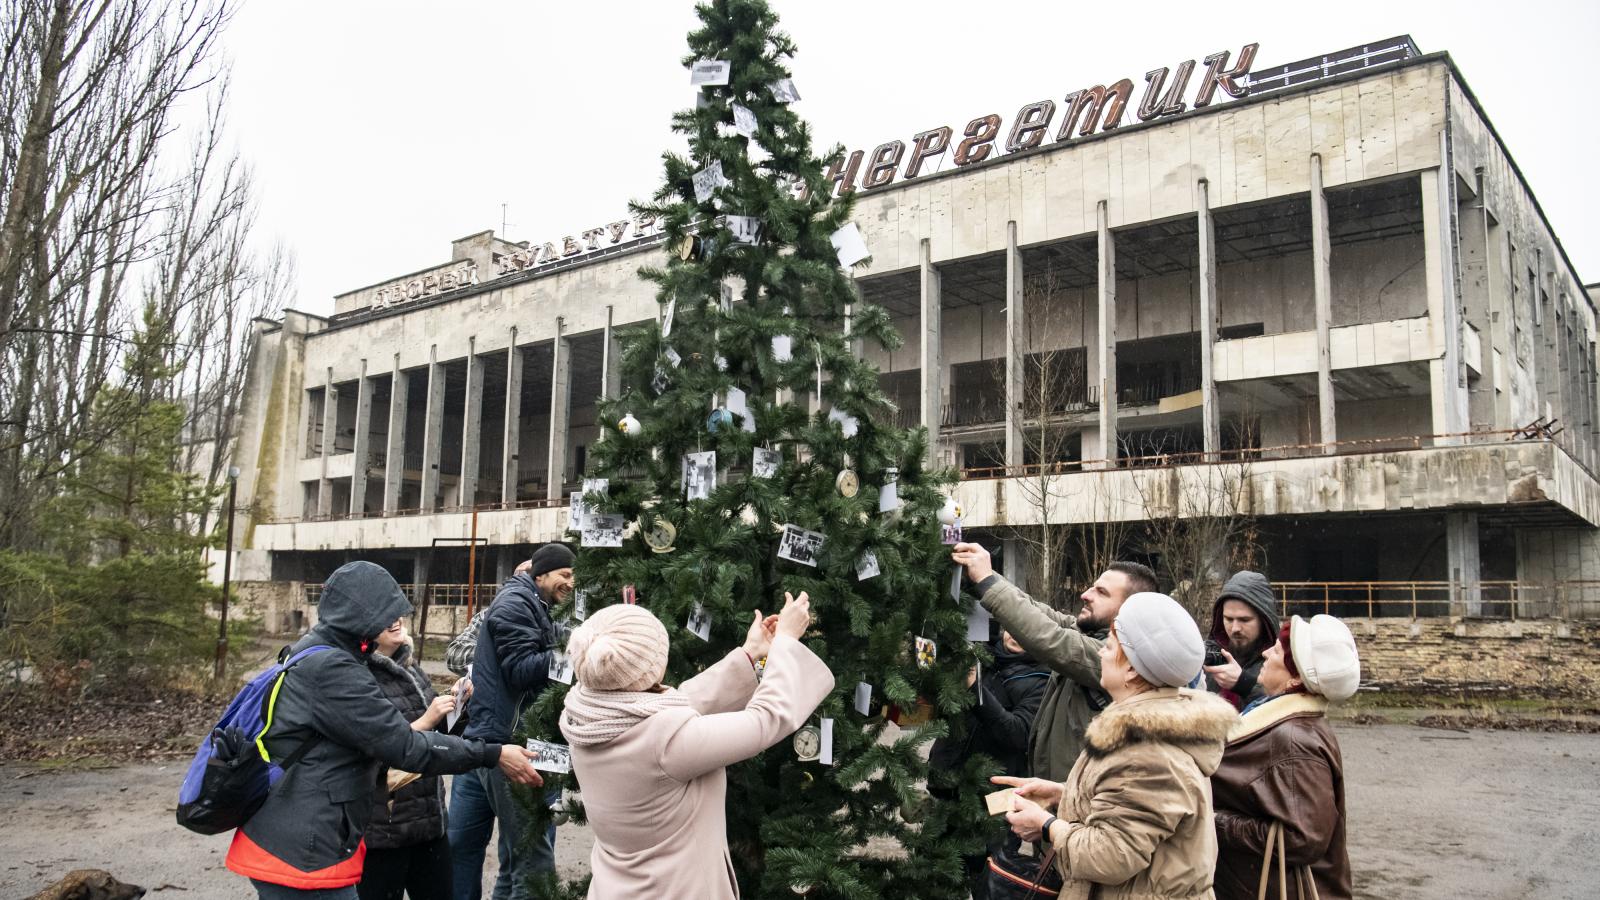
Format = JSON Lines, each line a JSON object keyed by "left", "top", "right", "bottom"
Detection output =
{"left": 978, "top": 576, "right": 1103, "bottom": 687}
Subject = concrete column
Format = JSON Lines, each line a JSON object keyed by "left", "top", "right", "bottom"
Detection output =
{"left": 547, "top": 318, "right": 571, "bottom": 499}
{"left": 495, "top": 550, "right": 515, "bottom": 585}
{"left": 383, "top": 356, "right": 408, "bottom": 513}
{"left": 920, "top": 238, "right": 943, "bottom": 465}
{"left": 1196, "top": 180, "right": 1221, "bottom": 455}
{"left": 1003, "top": 537, "right": 1029, "bottom": 595}
{"left": 317, "top": 368, "right": 336, "bottom": 516}
{"left": 601, "top": 305, "right": 621, "bottom": 400}
{"left": 1446, "top": 511, "right": 1482, "bottom": 617}
{"left": 1458, "top": 188, "right": 1498, "bottom": 431}
{"left": 458, "top": 338, "right": 484, "bottom": 508}
{"left": 1096, "top": 201, "right": 1118, "bottom": 465}
{"left": 419, "top": 347, "right": 445, "bottom": 511}
{"left": 1004, "top": 221, "right": 1026, "bottom": 470}
{"left": 1423, "top": 136, "right": 1469, "bottom": 442}
{"left": 1310, "top": 155, "right": 1337, "bottom": 451}
{"left": 501, "top": 329, "right": 523, "bottom": 504}
{"left": 349, "top": 360, "right": 372, "bottom": 516}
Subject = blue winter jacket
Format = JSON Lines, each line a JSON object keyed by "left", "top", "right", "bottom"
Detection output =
{"left": 463, "top": 573, "right": 566, "bottom": 743}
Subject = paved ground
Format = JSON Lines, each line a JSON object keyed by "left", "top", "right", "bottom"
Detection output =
{"left": 2, "top": 723, "right": 1596, "bottom": 899}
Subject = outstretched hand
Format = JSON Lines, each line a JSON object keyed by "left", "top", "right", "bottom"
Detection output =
{"left": 498, "top": 746, "right": 545, "bottom": 787}
{"left": 990, "top": 775, "right": 1063, "bottom": 809}
{"left": 742, "top": 609, "right": 781, "bottom": 659}
{"left": 951, "top": 542, "right": 994, "bottom": 583}
{"left": 777, "top": 591, "right": 811, "bottom": 640}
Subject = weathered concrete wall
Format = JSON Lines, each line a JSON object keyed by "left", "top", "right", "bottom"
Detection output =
{"left": 1347, "top": 617, "right": 1600, "bottom": 699}
{"left": 254, "top": 505, "right": 567, "bottom": 553}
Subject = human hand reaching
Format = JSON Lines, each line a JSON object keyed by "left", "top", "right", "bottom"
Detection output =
{"left": 741, "top": 610, "right": 781, "bottom": 660}
{"left": 990, "top": 775, "right": 1063, "bottom": 810}
{"left": 777, "top": 591, "right": 811, "bottom": 640}
{"left": 951, "top": 542, "right": 994, "bottom": 583}
{"left": 497, "top": 746, "right": 545, "bottom": 786}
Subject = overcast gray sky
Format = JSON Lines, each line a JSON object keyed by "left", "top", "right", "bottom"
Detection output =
{"left": 221, "top": 0, "right": 1599, "bottom": 315}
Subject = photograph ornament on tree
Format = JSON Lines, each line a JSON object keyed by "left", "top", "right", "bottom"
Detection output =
{"left": 682, "top": 450, "right": 718, "bottom": 500}
{"left": 777, "top": 524, "right": 825, "bottom": 567}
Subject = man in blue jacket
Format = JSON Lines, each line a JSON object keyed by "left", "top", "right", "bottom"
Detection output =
{"left": 450, "top": 543, "right": 574, "bottom": 900}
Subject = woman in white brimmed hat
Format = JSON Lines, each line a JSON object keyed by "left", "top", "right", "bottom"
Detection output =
{"left": 1000, "top": 592, "right": 1238, "bottom": 899}
{"left": 1211, "top": 614, "right": 1361, "bottom": 900}
{"left": 559, "top": 592, "right": 832, "bottom": 899}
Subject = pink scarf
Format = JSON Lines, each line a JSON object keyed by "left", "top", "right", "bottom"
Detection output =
{"left": 560, "top": 682, "right": 691, "bottom": 747}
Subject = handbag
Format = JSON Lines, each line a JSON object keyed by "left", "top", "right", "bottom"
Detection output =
{"left": 1257, "top": 820, "right": 1322, "bottom": 900}
{"left": 986, "top": 841, "right": 1062, "bottom": 899}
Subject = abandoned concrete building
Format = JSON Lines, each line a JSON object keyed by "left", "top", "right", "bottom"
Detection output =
{"left": 224, "top": 38, "right": 1600, "bottom": 634}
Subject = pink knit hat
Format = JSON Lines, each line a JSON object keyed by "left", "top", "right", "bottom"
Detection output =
{"left": 567, "top": 604, "right": 670, "bottom": 691}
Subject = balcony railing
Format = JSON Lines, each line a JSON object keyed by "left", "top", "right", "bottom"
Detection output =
{"left": 1276, "top": 580, "right": 1600, "bottom": 621}
{"left": 305, "top": 582, "right": 498, "bottom": 609}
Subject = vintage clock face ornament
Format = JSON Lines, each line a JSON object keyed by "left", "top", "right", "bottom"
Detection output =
{"left": 643, "top": 519, "right": 677, "bottom": 553}
{"left": 835, "top": 468, "right": 859, "bottom": 498}
{"left": 792, "top": 724, "right": 822, "bottom": 761}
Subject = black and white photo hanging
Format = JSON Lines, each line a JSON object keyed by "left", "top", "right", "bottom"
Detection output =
{"left": 830, "top": 222, "right": 870, "bottom": 268}
{"left": 569, "top": 477, "right": 608, "bottom": 531}
{"left": 719, "top": 281, "right": 734, "bottom": 314}
{"left": 753, "top": 447, "right": 781, "bottom": 479}
{"left": 727, "top": 214, "right": 763, "bottom": 246}
{"left": 771, "top": 333, "right": 793, "bottom": 363}
{"left": 727, "top": 387, "right": 756, "bottom": 433}
{"left": 652, "top": 364, "right": 669, "bottom": 395}
{"left": 661, "top": 297, "right": 676, "bottom": 338}
{"left": 524, "top": 739, "right": 573, "bottom": 775}
{"left": 682, "top": 450, "right": 718, "bottom": 501}
{"left": 686, "top": 602, "right": 713, "bottom": 641}
{"left": 581, "top": 513, "right": 624, "bottom": 548}
{"left": 731, "top": 103, "right": 757, "bottom": 138}
{"left": 967, "top": 603, "right": 993, "bottom": 642}
{"left": 548, "top": 648, "right": 574, "bottom": 685}
{"left": 689, "top": 59, "right": 731, "bottom": 87}
{"left": 856, "top": 549, "right": 880, "bottom": 581}
{"left": 915, "top": 636, "right": 938, "bottom": 669}
{"left": 938, "top": 496, "right": 965, "bottom": 545}
{"left": 768, "top": 78, "right": 800, "bottom": 103}
{"left": 693, "top": 161, "right": 728, "bottom": 204}
{"left": 777, "top": 524, "right": 825, "bottom": 567}
{"left": 853, "top": 682, "right": 873, "bottom": 716}
{"left": 572, "top": 588, "right": 589, "bottom": 622}
{"left": 664, "top": 346, "right": 682, "bottom": 368}
{"left": 879, "top": 467, "right": 901, "bottom": 514}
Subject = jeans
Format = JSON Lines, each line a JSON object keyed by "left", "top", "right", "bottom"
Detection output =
{"left": 251, "top": 880, "right": 358, "bottom": 900}
{"left": 357, "top": 835, "right": 452, "bottom": 900}
{"left": 448, "top": 769, "right": 556, "bottom": 900}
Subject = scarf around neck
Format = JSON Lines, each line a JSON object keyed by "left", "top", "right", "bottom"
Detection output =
{"left": 561, "top": 682, "right": 692, "bottom": 748}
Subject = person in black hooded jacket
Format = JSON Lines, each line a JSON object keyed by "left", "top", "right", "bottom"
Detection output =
{"left": 928, "top": 629, "right": 1050, "bottom": 900}
{"left": 224, "top": 561, "right": 542, "bottom": 900}
{"left": 357, "top": 618, "right": 458, "bottom": 900}
{"left": 1202, "top": 570, "right": 1282, "bottom": 710}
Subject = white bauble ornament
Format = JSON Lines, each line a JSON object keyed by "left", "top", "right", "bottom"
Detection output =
{"left": 618, "top": 412, "right": 643, "bottom": 436}
{"left": 937, "top": 496, "right": 964, "bottom": 526}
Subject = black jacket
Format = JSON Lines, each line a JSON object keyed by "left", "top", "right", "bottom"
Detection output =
{"left": 364, "top": 644, "right": 446, "bottom": 849}
{"left": 1205, "top": 571, "right": 1282, "bottom": 709}
{"left": 929, "top": 643, "right": 1050, "bottom": 779}
{"left": 463, "top": 572, "right": 565, "bottom": 743}
{"left": 230, "top": 562, "right": 502, "bottom": 885}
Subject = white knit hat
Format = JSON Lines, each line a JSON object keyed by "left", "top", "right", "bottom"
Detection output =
{"left": 567, "top": 604, "right": 670, "bottom": 692}
{"left": 1288, "top": 614, "right": 1361, "bottom": 701}
{"left": 1114, "top": 592, "right": 1205, "bottom": 688}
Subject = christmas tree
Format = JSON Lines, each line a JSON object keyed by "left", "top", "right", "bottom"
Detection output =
{"left": 526, "top": 2, "right": 993, "bottom": 896}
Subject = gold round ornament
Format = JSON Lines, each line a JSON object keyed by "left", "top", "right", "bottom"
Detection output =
{"left": 643, "top": 519, "right": 677, "bottom": 553}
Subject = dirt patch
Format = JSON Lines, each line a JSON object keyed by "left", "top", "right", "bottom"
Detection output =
{"left": 1413, "top": 713, "right": 1600, "bottom": 734}
{"left": 0, "top": 683, "right": 219, "bottom": 764}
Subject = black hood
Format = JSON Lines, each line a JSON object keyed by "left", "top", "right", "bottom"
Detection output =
{"left": 990, "top": 636, "right": 1038, "bottom": 670}
{"left": 317, "top": 561, "right": 414, "bottom": 648}
{"left": 1209, "top": 570, "right": 1280, "bottom": 654}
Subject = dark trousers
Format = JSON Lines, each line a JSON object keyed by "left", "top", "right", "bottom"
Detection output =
{"left": 251, "top": 880, "right": 357, "bottom": 899}
{"left": 356, "top": 835, "right": 453, "bottom": 900}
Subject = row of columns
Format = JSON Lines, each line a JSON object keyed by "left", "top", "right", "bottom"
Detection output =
{"left": 318, "top": 307, "right": 619, "bottom": 517}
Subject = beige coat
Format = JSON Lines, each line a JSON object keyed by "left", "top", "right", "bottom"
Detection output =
{"left": 1049, "top": 688, "right": 1238, "bottom": 900}
{"left": 565, "top": 635, "right": 834, "bottom": 899}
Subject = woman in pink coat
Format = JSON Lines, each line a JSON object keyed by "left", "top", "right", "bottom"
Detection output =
{"left": 560, "top": 592, "right": 833, "bottom": 899}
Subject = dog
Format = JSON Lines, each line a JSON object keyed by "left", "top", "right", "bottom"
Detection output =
{"left": 27, "top": 869, "right": 145, "bottom": 900}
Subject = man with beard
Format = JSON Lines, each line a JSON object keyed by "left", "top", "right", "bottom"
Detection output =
{"left": 951, "top": 543, "right": 1158, "bottom": 784}
{"left": 1201, "top": 571, "right": 1281, "bottom": 710}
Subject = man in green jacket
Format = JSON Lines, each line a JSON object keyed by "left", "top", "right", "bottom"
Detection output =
{"left": 951, "top": 542, "right": 1158, "bottom": 784}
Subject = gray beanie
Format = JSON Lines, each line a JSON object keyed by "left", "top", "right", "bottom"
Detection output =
{"left": 1115, "top": 592, "right": 1205, "bottom": 688}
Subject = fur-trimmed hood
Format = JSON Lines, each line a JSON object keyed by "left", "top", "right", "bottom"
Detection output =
{"left": 1084, "top": 688, "right": 1238, "bottom": 775}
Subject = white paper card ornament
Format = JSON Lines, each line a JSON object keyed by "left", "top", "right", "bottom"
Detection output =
{"left": 831, "top": 223, "right": 870, "bottom": 268}
{"left": 819, "top": 718, "right": 834, "bottom": 766}
{"left": 664, "top": 346, "right": 682, "bottom": 368}
{"left": 690, "top": 59, "right": 731, "bottom": 86}
{"left": 524, "top": 739, "right": 573, "bottom": 774}
{"left": 719, "top": 281, "right": 734, "bottom": 313}
{"left": 682, "top": 451, "right": 717, "bottom": 501}
{"left": 879, "top": 467, "right": 900, "bottom": 513}
{"left": 951, "top": 567, "right": 962, "bottom": 600}
{"left": 693, "top": 161, "right": 727, "bottom": 204}
{"left": 727, "top": 215, "right": 763, "bottom": 246}
{"left": 967, "top": 603, "right": 993, "bottom": 642}
{"left": 777, "top": 524, "right": 825, "bottom": 567}
{"left": 854, "top": 682, "right": 873, "bottom": 716}
{"left": 753, "top": 447, "right": 781, "bottom": 479}
{"left": 732, "top": 103, "right": 758, "bottom": 137}
{"left": 768, "top": 78, "right": 800, "bottom": 102}
{"left": 856, "top": 549, "right": 880, "bottom": 581}
{"left": 567, "top": 492, "right": 586, "bottom": 532}
{"left": 916, "top": 636, "right": 938, "bottom": 669}
{"left": 572, "top": 588, "right": 589, "bottom": 622}
{"left": 827, "top": 407, "right": 860, "bottom": 438}
{"left": 661, "top": 298, "right": 676, "bottom": 338}
{"left": 771, "top": 334, "right": 793, "bottom": 363}
{"left": 687, "top": 603, "right": 713, "bottom": 641}
{"left": 726, "top": 387, "right": 756, "bottom": 433}
{"left": 448, "top": 665, "right": 471, "bottom": 731}
{"left": 581, "top": 513, "right": 624, "bottom": 548}
{"left": 548, "top": 648, "right": 574, "bottom": 684}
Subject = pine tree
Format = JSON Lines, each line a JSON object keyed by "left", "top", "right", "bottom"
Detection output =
{"left": 527, "top": 2, "right": 993, "bottom": 897}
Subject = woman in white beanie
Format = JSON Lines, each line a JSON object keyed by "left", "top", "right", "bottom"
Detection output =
{"left": 559, "top": 592, "right": 832, "bottom": 899}
{"left": 1001, "top": 592, "right": 1238, "bottom": 899}
{"left": 1210, "top": 614, "right": 1360, "bottom": 900}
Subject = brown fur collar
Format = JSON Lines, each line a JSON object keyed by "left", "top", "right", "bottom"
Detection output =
{"left": 1083, "top": 688, "right": 1239, "bottom": 757}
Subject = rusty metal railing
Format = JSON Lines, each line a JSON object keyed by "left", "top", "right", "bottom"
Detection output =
{"left": 1274, "top": 580, "right": 1600, "bottom": 620}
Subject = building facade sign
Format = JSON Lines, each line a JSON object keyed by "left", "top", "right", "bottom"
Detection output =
{"left": 370, "top": 262, "right": 480, "bottom": 310}
{"left": 494, "top": 214, "right": 663, "bottom": 276}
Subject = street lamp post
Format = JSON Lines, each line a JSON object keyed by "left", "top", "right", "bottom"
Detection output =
{"left": 214, "top": 465, "right": 240, "bottom": 680}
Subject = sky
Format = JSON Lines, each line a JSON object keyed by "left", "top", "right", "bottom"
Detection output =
{"left": 218, "top": 0, "right": 1600, "bottom": 316}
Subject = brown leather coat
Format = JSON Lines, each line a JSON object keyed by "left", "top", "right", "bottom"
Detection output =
{"left": 1210, "top": 694, "right": 1352, "bottom": 900}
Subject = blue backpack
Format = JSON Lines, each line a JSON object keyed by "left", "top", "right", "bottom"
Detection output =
{"left": 175, "top": 645, "right": 332, "bottom": 834}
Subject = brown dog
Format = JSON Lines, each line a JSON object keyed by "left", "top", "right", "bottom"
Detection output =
{"left": 27, "top": 869, "right": 145, "bottom": 900}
